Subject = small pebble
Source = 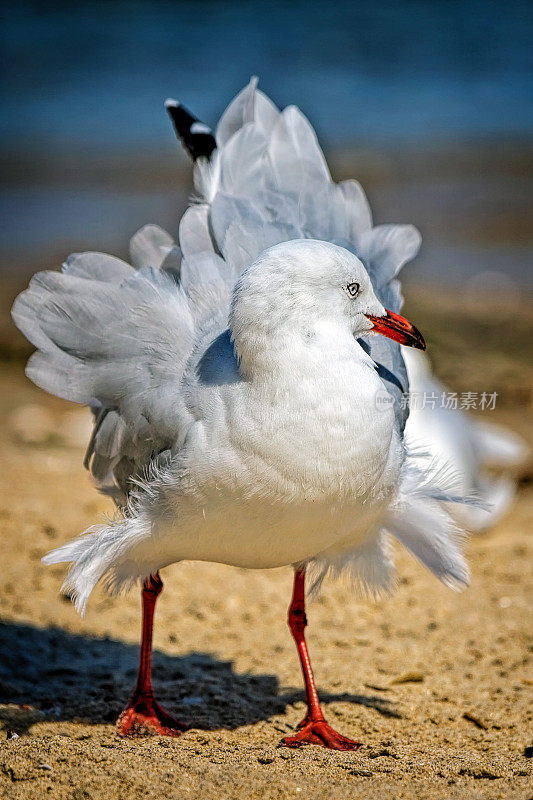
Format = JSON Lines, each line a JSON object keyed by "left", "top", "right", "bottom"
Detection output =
{"left": 257, "top": 751, "right": 276, "bottom": 764}
{"left": 463, "top": 712, "right": 488, "bottom": 730}
{"left": 390, "top": 672, "right": 424, "bottom": 685}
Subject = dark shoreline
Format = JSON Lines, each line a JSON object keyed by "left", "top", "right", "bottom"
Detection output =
{"left": 1, "top": 137, "right": 532, "bottom": 280}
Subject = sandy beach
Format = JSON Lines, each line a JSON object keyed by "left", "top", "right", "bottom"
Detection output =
{"left": 0, "top": 288, "right": 531, "bottom": 799}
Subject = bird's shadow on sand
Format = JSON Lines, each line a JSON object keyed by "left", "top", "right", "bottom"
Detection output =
{"left": 0, "top": 621, "right": 400, "bottom": 734}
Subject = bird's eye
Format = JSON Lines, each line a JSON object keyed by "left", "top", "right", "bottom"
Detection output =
{"left": 346, "top": 282, "right": 360, "bottom": 297}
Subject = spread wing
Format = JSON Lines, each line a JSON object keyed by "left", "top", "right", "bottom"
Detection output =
{"left": 12, "top": 228, "right": 232, "bottom": 500}
{"left": 169, "top": 77, "right": 421, "bottom": 427}
{"left": 12, "top": 79, "right": 421, "bottom": 501}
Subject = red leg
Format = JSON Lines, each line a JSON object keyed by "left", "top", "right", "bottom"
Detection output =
{"left": 117, "top": 573, "right": 188, "bottom": 737}
{"left": 280, "top": 569, "right": 361, "bottom": 751}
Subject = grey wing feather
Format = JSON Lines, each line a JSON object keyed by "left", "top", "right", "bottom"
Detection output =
{"left": 178, "top": 77, "right": 422, "bottom": 430}
{"left": 63, "top": 252, "right": 134, "bottom": 283}
{"left": 129, "top": 224, "right": 180, "bottom": 271}
{"left": 12, "top": 257, "right": 197, "bottom": 498}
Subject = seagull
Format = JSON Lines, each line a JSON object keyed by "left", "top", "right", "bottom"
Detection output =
{"left": 12, "top": 78, "right": 471, "bottom": 751}
{"left": 403, "top": 349, "right": 528, "bottom": 532}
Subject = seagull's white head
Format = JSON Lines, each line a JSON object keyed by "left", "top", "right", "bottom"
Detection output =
{"left": 230, "top": 239, "right": 425, "bottom": 372}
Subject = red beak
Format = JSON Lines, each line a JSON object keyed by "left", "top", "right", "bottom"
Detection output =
{"left": 365, "top": 308, "right": 426, "bottom": 350}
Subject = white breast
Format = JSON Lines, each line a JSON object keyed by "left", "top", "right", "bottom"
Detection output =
{"left": 135, "top": 331, "right": 402, "bottom": 571}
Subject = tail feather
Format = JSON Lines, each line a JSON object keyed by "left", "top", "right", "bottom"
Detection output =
{"left": 306, "top": 531, "right": 396, "bottom": 600}
{"left": 43, "top": 524, "right": 123, "bottom": 615}
{"left": 42, "top": 514, "right": 151, "bottom": 615}
{"left": 386, "top": 452, "right": 471, "bottom": 589}
{"left": 386, "top": 499, "right": 469, "bottom": 589}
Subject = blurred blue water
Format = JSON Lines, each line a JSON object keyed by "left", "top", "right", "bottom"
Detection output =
{"left": 1, "top": 0, "right": 532, "bottom": 149}
{"left": 1, "top": 1, "right": 532, "bottom": 288}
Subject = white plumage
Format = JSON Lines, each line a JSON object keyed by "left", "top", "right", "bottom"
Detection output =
{"left": 13, "top": 78, "right": 472, "bottom": 615}
{"left": 403, "top": 349, "right": 528, "bottom": 532}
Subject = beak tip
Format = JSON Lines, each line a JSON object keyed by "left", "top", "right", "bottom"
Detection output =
{"left": 412, "top": 327, "right": 427, "bottom": 351}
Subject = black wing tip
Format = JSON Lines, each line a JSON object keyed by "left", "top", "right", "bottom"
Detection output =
{"left": 165, "top": 98, "right": 217, "bottom": 161}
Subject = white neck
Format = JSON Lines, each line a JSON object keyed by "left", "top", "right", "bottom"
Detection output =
{"left": 233, "top": 314, "right": 374, "bottom": 383}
